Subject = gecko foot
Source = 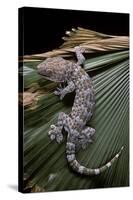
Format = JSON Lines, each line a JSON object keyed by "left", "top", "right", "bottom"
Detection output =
{"left": 48, "top": 125, "right": 63, "bottom": 143}
{"left": 74, "top": 46, "right": 85, "bottom": 53}
{"left": 77, "top": 127, "right": 95, "bottom": 150}
{"left": 54, "top": 85, "right": 65, "bottom": 100}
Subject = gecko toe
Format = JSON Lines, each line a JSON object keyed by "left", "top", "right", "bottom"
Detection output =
{"left": 50, "top": 134, "right": 56, "bottom": 140}
{"left": 56, "top": 133, "right": 63, "bottom": 143}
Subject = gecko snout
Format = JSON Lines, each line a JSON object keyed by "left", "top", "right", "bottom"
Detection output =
{"left": 37, "top": 65, "right": 43, "bottom": 75}
{"left": 37, "top": 66, "right": 48, "bottom": 78}
{"left": 36, "top": 62, "right": 43, "bottom": 69}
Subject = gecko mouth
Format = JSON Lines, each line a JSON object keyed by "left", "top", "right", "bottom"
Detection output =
{"left": 39, "top": 74, "right": 52, "bottom": 80}
{"left": 38, "top": 71, "right": 50, "bottom": 78}
{"left": 38, "top": 73, "right": 63, "bottom": 82}
{"left": 37, "top": 70, "right": 64, "bottom": 82}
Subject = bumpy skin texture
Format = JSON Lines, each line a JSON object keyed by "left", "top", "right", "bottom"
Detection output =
{"left": 37, "top": 46, "right": 123, "bottom": 175}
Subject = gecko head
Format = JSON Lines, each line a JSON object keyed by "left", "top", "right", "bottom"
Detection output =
{"left": 37, "top": 57, "right": 73, "bottom": 82}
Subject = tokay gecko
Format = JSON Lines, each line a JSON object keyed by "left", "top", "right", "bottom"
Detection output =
{"left": 37, "top": 46, "right": 124, "bottom": 175}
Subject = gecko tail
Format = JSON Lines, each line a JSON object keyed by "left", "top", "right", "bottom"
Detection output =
{"left": 66, "top": 142, "right": 124, "bottom": 175}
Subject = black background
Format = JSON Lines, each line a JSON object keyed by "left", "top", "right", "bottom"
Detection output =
{"left": 19, "top": 7, "right": 129, "bottom": 56}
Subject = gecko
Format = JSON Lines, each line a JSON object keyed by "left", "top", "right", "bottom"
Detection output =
{"left": 37, "top": 46, "right": 124, "bottom": 175}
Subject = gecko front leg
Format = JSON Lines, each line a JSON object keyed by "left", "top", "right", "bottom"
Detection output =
{"left": 74, "top": 46, "right": 85, "bottom": 65}
{"left": 54, "top": 81, "right": 75, "bottom": 100}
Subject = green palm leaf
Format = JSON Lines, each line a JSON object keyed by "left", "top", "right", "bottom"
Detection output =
{"left": 21, "top": 29, "right": 129, "bottom": 192}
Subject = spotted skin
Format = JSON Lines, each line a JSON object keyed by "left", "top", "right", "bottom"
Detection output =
{"left": 37, "top": 46, "right": 124, "bottom": 175}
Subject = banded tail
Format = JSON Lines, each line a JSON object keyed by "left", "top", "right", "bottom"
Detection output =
{"left": 66, "top": 142, "right": 124, "bottom": 175}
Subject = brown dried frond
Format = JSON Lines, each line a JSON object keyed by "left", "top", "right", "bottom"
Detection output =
{"left": 23, "top": 27, "right": 129, "bottom": 62}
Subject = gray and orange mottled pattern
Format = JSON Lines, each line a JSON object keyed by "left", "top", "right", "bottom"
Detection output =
{"left": 37, "top": 46, "right": 124, "bottom": 175}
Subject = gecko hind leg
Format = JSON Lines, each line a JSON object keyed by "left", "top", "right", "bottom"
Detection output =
{"left": 48, "top": 112, "right": 68, "bottom": 143}
{"left": 77, "top": 127, "right": 96, "bottom": 150}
